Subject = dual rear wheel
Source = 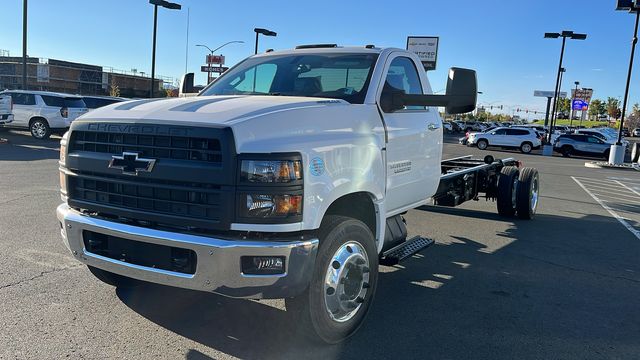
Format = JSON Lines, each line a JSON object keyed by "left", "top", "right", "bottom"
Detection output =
{"left": 497, "top": 166, "right": 539, "bottom": 219}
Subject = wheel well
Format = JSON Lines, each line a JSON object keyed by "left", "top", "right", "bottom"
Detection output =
{"left": 29, "top": 117, "right": 48, "bottom": 127}
{"left": 323, "top": 192, "right": 377, "bottom": 238}
{"left": 521, "top": 141, "right": 532, "bottom": 146}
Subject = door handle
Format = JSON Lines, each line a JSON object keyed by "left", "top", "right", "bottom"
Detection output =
{"left": 427, "top": 123, "right": 439, "bottom": 131}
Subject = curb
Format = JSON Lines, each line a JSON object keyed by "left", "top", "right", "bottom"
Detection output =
{"left": 585, "top": 161, "right": 639, "bottom": 171}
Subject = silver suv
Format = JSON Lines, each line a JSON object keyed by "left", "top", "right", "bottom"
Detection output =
{"left": 0, "top": 90, "right": 88, "bottom": 139}
{"left": 553, "top": 134, "right": 610, "bottom": 159}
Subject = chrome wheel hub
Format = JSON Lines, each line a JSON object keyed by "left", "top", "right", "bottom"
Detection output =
{"left": 32, "top": 122, "right": 46, "bottom": 138}
{"left": 323, "top": 241, "right": 370, "bottom": 323}
{"left": 530, "top": 175, "right": 539, "bottom": 212}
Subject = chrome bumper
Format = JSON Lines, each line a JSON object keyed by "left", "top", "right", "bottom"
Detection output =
{"left": 56, "top": 204, "right": 318, "bottom": 299}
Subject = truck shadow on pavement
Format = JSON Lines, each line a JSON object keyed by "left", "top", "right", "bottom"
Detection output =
{"left": 117, "top": 210, "right": 640, "bottom": 360}
{"left": 0, "top": 130, "right": 61, "bottom": 161}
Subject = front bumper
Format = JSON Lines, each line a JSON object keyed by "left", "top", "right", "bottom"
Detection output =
{"left": 56, "top": 204, "right": 318, "bottom": 299}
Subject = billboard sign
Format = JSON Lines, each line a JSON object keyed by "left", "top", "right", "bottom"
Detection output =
{"left": 572, "top": 99, "right": 588, "bottom": 110}
{"left": 406, "top": 36, "right": 439, "bottom": 71}
{"left": 206, "top": 54, "right": 225, "bottom": 65}
{"left": 534, "top": 90, "right": 567, "bottom": 98}
{"left": 571, "top": 88, "right": 593, "bottom": 103}
{"left": 201, "top": 66, "right": 229, "bottom": 73}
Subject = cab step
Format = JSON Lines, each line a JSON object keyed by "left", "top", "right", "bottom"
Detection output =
{"left": 379, "top": 236, "right": 435, "bottom": 266}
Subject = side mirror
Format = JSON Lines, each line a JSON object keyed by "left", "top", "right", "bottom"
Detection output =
{"left": 391, "top": 67, "right": 477, "bottom": 114}
{"left": 444, "top": 67, "right": 477, "bottom": 114}
{"left": 179, "top": 73, "right": 195, "bottom": 97}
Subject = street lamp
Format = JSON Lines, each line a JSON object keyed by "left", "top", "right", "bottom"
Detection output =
{"left": 613, "top": 1, "right": 640, "bottom": 164}
{"left": 196, "top": 41, "right": 244, "bottom": 83}
{"left": 544, "top": 30, "right": 587, "bottom": 144}
{"left": 149, "top": 0, "right": 181, "bottom": 98}
{"left": 254, "top": 28, "right": 277, "bottom": 55}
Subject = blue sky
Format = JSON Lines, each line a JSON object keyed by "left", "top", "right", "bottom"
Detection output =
{"left": 1, "top": 0, "right": 638, "bottom": 117}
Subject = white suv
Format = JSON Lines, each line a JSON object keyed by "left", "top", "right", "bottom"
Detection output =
{"left": 0, "top": 90, "right": 88, "bottom": 139}
{"left": 468, "top": 127, "right": 542, "bottom": 153}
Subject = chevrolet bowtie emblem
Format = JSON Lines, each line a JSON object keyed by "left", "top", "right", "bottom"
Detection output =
{"left": 108, "top": 152, "right": 156, "bottom": 175}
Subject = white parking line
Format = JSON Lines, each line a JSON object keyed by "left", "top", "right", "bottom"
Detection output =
{"left": 572, "top": 176, "right": 640, "bottom": 240}
{"left": 615, "top": 180, "right": 640, "bottom": 197}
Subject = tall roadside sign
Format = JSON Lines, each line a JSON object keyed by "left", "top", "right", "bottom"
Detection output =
{"left": 535, "top": 90, "right": 567, "bottom": 129}
{"left": 571, "top": 88, "right": 593, "bottom": 126}
{"left": 406, "top": 36, "right": 439, "bottom": 71}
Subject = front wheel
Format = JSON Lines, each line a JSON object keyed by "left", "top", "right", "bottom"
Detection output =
{"left": 30, "top": 118, "right": 51, "bottom": 140}
{"left": 285, "top": 215, "right": 379, "bottom": 344}
{"left": 476, "top": 139, "right": 488, "bottom": 150}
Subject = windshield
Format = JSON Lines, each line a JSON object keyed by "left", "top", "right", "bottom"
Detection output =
{"left": 200, "top": 53, "right": 379, "bottom": 104}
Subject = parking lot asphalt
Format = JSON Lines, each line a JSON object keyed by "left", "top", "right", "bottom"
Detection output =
{"left": 1, "top": 130, "right": 639, "bottom": 359}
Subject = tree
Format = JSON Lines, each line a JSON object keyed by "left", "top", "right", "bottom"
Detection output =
{"left": 109, "top": 78, "right": 120, "bottom": 98}
{"left": 588, "top": 99, "right": 606, "bottom": 120}
{"left": 606, "top": 97, "right": 621, "bottom": 120}
{"left": 555, "top": 98, "right": 570, "bottom": 118}
{"left": 633, "top": 103, "right": 640, "bottom": 115}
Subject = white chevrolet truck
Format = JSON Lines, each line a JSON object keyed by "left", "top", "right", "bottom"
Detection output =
{"left": 57, "top": 45, "right": 539, "bottom": 343}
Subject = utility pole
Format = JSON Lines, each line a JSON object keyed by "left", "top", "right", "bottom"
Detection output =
{"left": 22, "top": 0, "right": 28, "bottom": 90}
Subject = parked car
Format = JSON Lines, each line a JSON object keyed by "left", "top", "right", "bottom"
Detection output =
{"left": 81, "top": 95, "right": 127, "bottom": 109}
{"left": 467, "top": 127, "right": 542, "bottom": 153}
{"left": 0, "top": 94, "right": 13, "bottom": 127}
{"left": 576, "top": 129, "right": 630, "bottom": 149}
{"left": 0, "top": 90, "right": 88, "bottom": 139}
{"left": 633, "top": 128, "right": 640, "bottom": 137}
{"left": 554, "top": 134, "right": 611, "bottom": 159}
{"left": 460, "top": 121, "right": 483, "bottom": 132}
{"left": 622, "top": 128, "right": 630, "bottom": 137}
{"left": 443, "top": 122, "right": 453, "bottom": 133}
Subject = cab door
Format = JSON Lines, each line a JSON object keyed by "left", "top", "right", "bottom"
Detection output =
{"left": 377, "top": 53, "right": 442, "bottom": 214}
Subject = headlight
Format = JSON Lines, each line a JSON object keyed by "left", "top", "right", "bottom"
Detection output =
{"left": 59, "top": 131, "right": 69, "bottom": 165}
{"left": 240, "top": 160, "right": 302, "bottom": 183}
{"left": 241, "top": 193, "right": 302, "bottom": 219}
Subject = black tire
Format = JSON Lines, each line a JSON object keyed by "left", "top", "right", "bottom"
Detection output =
{"left": 603, "top": 149, "right": 610, "bottom": 160}
{"left": 516, "top": 168, "right": 539, "bottom": 220}
{"left": 87, "top": 265, "right": 133, "bottom": 287}
{"left": 631, "top": 143, "right": 639, "bottom": 162}
{"left": 520, "top": 142, "right": 533, "bottom": 154}
{"left": 476, "top": 139, "right": 488, "bottom": 150}
{"left": 497, "top": 166, "right": 519, "bottom": 217}
{"left": 29, "top": 118, "right": 51, "bottom": 140}
{"left": 561, "top": 146, "right": 572, "bottom": 157}
{"left": 285, "top": 215, "right": 379, "bottom": 344}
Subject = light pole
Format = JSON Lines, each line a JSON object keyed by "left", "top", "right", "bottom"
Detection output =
{"left": 544, "top": 30, "right": 587, "bottom": 144}
{"left": 149, "top": 0, "right": 181, "bottom": 98}
{"left": 196, "top": 41, "right": 244, "bottom": 83}
{"left": 613, "top": 1, "right": 640, "bottom": 164}
{"left": 254, "top": 28, "right": 277, "bottom": 55}
{"left": 570, "top": 81, "right": 580, "bottom": 127}
{"left": 22, "top": 0, "right": 27, "bottom": 90}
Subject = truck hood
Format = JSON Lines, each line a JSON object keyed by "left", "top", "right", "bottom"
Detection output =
{"left": 77, "top": 95, "right": 349, "bottom": 126}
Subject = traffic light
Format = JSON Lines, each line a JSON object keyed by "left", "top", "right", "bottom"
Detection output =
{"left": 500, "top": 105, "right": 503, "bottom": 110}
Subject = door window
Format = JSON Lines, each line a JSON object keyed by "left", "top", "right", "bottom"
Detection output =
{"left": 492, "top": 128, "right": 507, "bottom": 135}
{"left": 380, "top": 57, "right": 424, "bottom": 112}
{"left": 10, "top": 93, "right": 36, "bottom": 105}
